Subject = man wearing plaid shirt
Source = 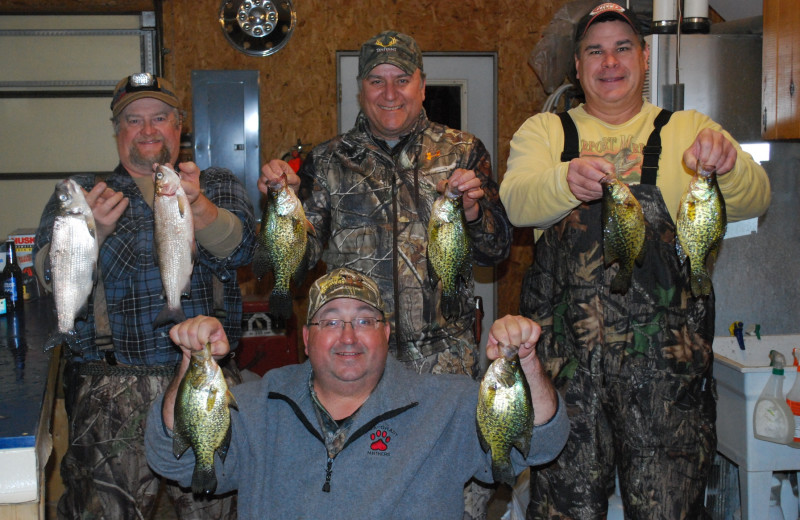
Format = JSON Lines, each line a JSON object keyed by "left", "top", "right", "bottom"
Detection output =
{"left": 33, "top": 73, "right": 255, "bottom": 519}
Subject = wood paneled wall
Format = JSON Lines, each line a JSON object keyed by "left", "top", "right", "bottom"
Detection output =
{"left": 8, "top": 0, "right": 572, "bottom": 319}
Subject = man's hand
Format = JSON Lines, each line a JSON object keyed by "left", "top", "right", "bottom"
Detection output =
{"left": 486, "top": 315, "right": 557, "bottom": 426}
{"left": 84, "top": 182, "right": 128, "bottom": 245}
{"left": 259, "top": 159, "right": 301, "bottom": 195}
{"left": 436, "top": 168, "right": 484, "bottom": 222}
{"left": 565, "top": 156, "right": 616, "bottom": 202}
{"left": 162, "top": 315, "right": 231, "bottom": 430}
{"left": 177, "top": 161, "right": 218, "bottom": 229}
{"left": 683, "top": 128, "right": 737, "bottom": 176}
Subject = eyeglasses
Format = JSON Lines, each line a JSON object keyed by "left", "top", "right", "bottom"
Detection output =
{"left": 308, "top": 317, "right": 385, "bottom": 332}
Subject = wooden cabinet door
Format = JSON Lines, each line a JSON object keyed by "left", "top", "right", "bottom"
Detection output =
{"left": 762, "top": 0, "right": 800, "bottom": 139}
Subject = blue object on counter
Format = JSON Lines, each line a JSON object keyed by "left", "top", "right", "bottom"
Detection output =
{"left": 730, "top": 321, "right": 745, "bottom": 350}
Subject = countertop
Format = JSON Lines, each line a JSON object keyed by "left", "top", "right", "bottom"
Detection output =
{"left": 0, "top": 299, "right": 55, "bottom": 447}
{"left": 0, "top": 297, "right": 57, "bottom": 505}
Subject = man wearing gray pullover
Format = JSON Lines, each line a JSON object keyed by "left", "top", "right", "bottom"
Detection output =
{"left": 145, "top": 268, "right": 568, "bottom": 518}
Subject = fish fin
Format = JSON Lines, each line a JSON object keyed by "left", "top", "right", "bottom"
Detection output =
{"left": 512, "top": 419, "right": 534, "bottom": 459}
{"left": 153, "top": 303, "right": 186, "bottom": 329}
{"left": 269, "top": 289, "right": 293, "bottom": 320}
{"left": 191, "top": 461, "right": 218, "bottom": 495}
{"left": 76, "top": 300, "right": 91, "bottom": 321}
{"left": 205, "top": 386, "right": 219, "bottom": 412}
{"left": 178, "top": 197, "right": 188, "bottom": 219}
{"left": 477, "top": 427, "right": 490, "bottom": 454}
{"left": 304, "top": 218, "right": 316, "bottom": 237}
{"left": 227, "top": 389, "right": 239, "bottom": 410}
{"left": 675, "top": 240, "right": 687, "bottom": 265}
{"left": 251, "top": 242, "right": 273, "bottom": 280}
{"left": 218, "top": 424, "right": 232, "bottom": 463}
{"left": 172, "top": 431, "right": 191, "bottom": 459}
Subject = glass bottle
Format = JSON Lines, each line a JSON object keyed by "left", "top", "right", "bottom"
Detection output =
{"left": 2, "top": 240, "right": 24, "bottom": 311}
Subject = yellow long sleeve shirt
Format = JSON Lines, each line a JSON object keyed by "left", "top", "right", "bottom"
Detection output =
{"left": 500, "top": 102, "right": 771, "bottom": 241}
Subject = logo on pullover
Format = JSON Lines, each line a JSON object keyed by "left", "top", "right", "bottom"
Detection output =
{"left": 368, "top": 428, "right": 395, "bottom": 456}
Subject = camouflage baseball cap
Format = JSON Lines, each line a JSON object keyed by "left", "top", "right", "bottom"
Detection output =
{"left": 110, "top": 73, "right": 181, "bottom": 117}
{"left": 307, "top": 268, "right": 385, "bottom": 322}
{"left": 358, "top": 30, "right": 423, "bottom": 79}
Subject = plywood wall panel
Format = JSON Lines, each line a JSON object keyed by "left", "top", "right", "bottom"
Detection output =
{"left": 7, "top": 0, "right": 571, "bottom": 319}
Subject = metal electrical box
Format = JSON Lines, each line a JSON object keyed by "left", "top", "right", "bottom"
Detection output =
{"left": 192, "top": 70, "right": 261, "bottom": 217}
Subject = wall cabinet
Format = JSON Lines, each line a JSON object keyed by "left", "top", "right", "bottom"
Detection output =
{"left": 762, "top": 0, "right": 800, "bottom": 139}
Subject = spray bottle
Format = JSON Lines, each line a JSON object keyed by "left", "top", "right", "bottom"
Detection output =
{"left": 753, "top": 350, "right": 794, "bottom": 445}
{"left": 784, "top": 348, "right": 800, "bottom": 448}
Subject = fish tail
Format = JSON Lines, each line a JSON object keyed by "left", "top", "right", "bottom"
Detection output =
{"left": 191, "top": 460, "right": 218, "bottom": 495}
{"left": 153, "top": 303, "right": 186, "bottom": 330}
{"left": 691, "top": 266, "right": 713, "bottom": 297}
{"left": 609, "top": 264, "right": 633, "bottom": 294}
{"left": 43, "top": 331, "right": 79, "bottom": 354}
{"left": 269, "top": 288, "right": 293, "bottom": 320}
{"left": 441, "top": 290, "right": 460, "bottom": 321}
{"left": 491, "top": 455, "right": 516, "bottom": 486}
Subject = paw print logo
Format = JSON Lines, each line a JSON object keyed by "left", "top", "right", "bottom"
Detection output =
{"left": 369, "top": 430, "right": 391, "bottom": 451}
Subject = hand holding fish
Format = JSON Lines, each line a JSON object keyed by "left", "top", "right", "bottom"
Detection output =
{"left": 683, "top": 128, "right": 737, "bottom": 176}
{"left": 169, "top": 315, "right": 231, "bottom": 360}
{"left": 259, "top": 159, "right": 301, "bottom": 195}
{"left": 176, "top": 161, "right": 218, "bottom": 230}
{"left": 486, "top": 315, "right": 557, "bottom": 426}
{"left": 566, "top": 156, "right": 616, "bottom": 202}
{"left": 436, "top": 168, "right": 483, "bottom": 222}
{"left": 84, "top": 181, "right": 128, "bottom": 245}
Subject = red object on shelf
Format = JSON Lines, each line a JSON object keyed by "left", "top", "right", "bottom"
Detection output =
{"left": 236, "top": 299, "right": 299, "bottom": 376}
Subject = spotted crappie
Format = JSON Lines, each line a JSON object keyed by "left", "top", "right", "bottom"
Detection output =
{"left": 173, "top": 342, "right": 238, "bottom": 495}
{"left": 427, "top": 184, "right": 471, "bottom": 321}
{"left": 43, "top": 179, "right": 99, "bottom": 352}
{"left": 676, "top": 166, "right": 726, "bottom": 297}
{"left": 253, "top": 176, "right": 312, "bottom": 319}
{"left": 153, "top": 164, "right": 196, "bottom": 329}
{"left": 477, "top": 343, "right": 534, "bottom": 485}
{"left": 601, "top": 174, "right": 646, "bottom": 294}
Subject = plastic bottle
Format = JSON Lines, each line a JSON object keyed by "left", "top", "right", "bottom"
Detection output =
{"left": 2, "top": 240, "right": 23, "bottom": 311}
{"left": 785, "top": 348, "right": 800, "bottom": 448}
{"left": 754, "top": 350, "right": 794, "bottom": 445}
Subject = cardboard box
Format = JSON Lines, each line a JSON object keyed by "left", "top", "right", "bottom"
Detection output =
{"left": 5, "top": 228, "right": 39, "bottom": 300}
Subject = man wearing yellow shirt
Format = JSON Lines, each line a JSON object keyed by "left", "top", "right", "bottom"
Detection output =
{"left": 500, "top": 3, "right": 771, "bottom": 519}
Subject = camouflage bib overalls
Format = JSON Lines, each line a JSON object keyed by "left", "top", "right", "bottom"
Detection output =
{"left": 524, "top": 111, "right": 717, "bottom": 520}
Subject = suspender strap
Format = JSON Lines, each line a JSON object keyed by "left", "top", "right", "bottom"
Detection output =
{"left": 641, "top": 109, "right": 673, "bottom": 185}
{"left": 558, "top": 112, "right": 580, "bottom": 162}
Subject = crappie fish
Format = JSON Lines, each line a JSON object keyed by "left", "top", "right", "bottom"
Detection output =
{"left": 173, "top": 342, "right": 238, "bottom": 495}
{"left": 477, "top": 343, "right": 534, "bottom": 486}
{"left": 427, "top": 183, "right": 471, "bottom": 321}
{"left": 252, "top": 176, "right": 312, "bottom": 319}
{"left": 43, "top": 179, "right": 99, "bottom": 352}
{"left": 676, "top": 166, "right": 726, "bottom": 297}
{"left": 153, "top": 164, "right": 196, "bottom": 329}
{"left": 601, "top": 174, "right": 646, "bottom": 294}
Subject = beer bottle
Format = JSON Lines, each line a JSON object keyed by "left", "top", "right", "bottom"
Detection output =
{"left": 2, "top": 240, "right": 23, "bottom": 311}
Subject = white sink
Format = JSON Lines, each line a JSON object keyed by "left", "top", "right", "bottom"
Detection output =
{"left": 713, "top": 334, "right": 800, "bottom": 519}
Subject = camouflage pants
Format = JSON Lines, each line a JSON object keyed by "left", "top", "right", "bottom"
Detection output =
{"left": 57, "top": 360, "right": 241, "bottom": 520}
{"left": 526, "top": 364, "right": 716, "bottom": 520}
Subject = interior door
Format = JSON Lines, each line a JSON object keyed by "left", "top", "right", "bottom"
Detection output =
{"left": 337, "top": 52, "right": 498, "bottom": 365}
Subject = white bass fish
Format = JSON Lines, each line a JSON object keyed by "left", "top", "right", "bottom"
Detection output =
{"left": 44, "top": 179, "right": 99, "bottom": 352}
{"left": 153, "top": 163, "right": 196, "bottom": 328}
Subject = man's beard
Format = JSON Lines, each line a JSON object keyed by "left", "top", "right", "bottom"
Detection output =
{"left": 127, "top": 141, "right": 172, "bottom": 171}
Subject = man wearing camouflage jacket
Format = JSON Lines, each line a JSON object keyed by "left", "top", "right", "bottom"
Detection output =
{"left": 259, "top": 30, "right": 511, "bottom": 380}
